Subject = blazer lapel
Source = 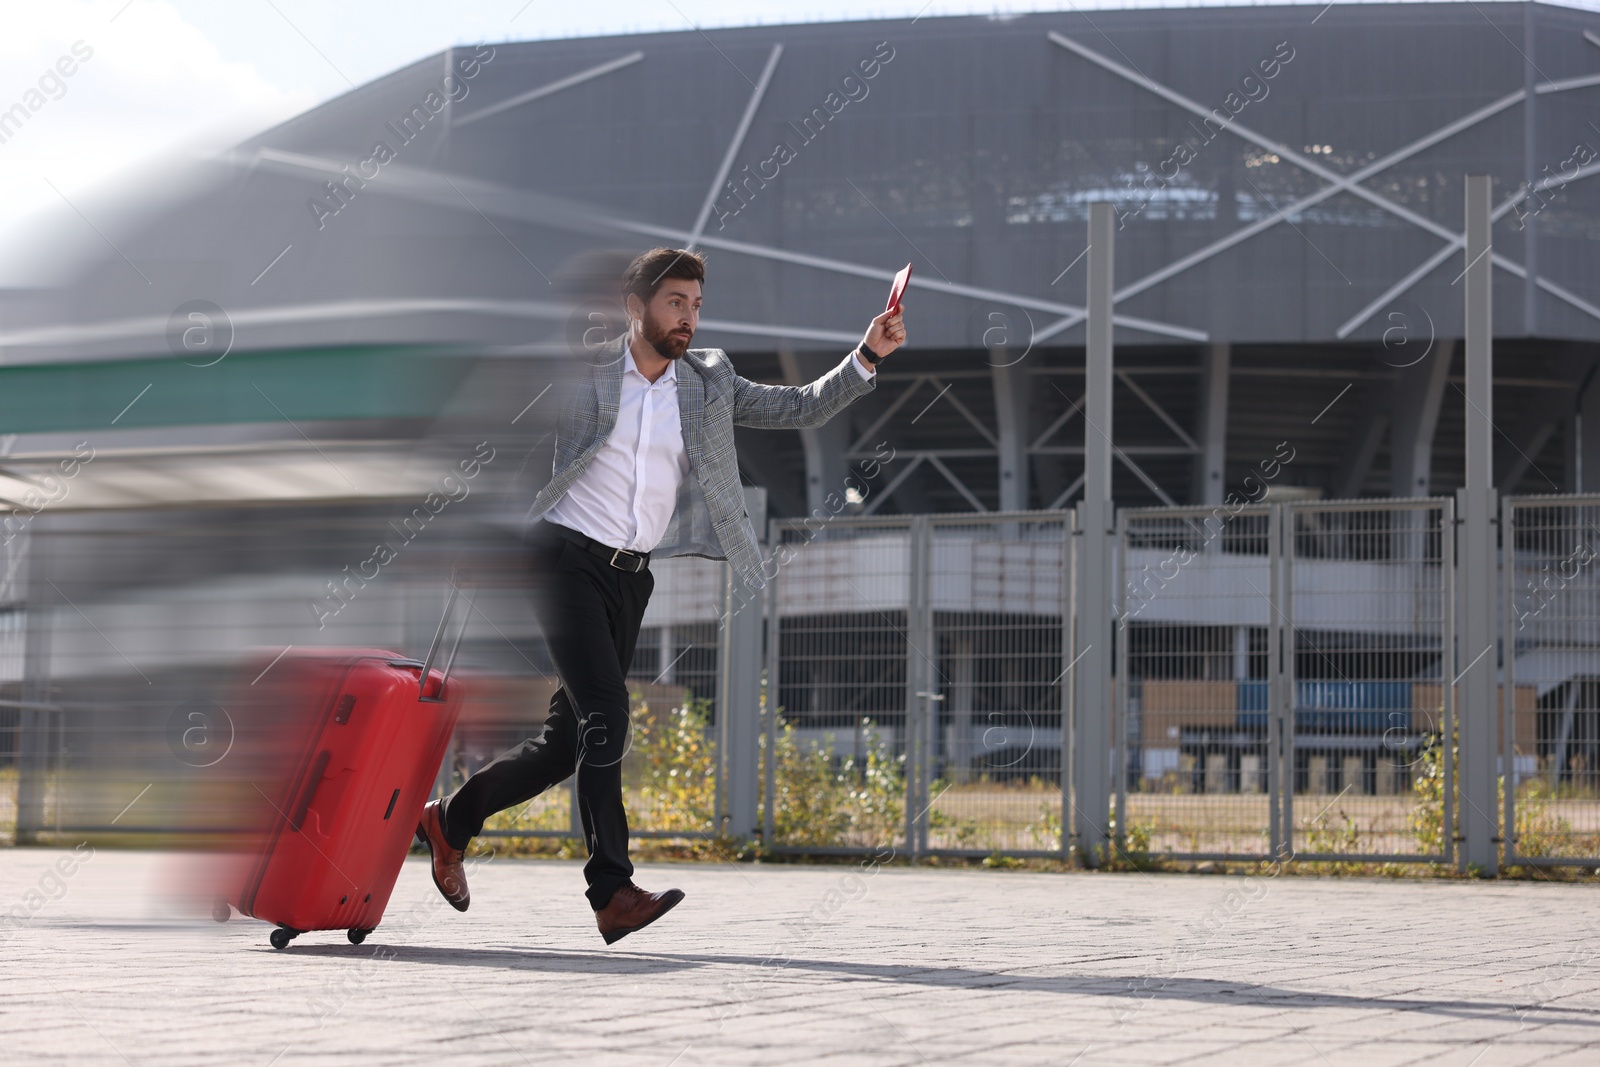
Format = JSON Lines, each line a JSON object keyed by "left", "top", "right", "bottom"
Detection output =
{"left": 676, "top": 354, "right": 705, "bottom": 473}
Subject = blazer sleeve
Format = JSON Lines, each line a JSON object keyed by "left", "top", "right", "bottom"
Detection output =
{"left": 730, "top": 351, "right": 877, "bottom": 430}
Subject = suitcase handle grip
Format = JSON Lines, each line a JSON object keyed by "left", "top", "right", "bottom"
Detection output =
{"left": 387, "top": 660, "right": 448, "bottom": 701}
{"left": 418, "top": 583, "right": 473, "bottom": 704}
{"left": 290, "top": 750, "right": 331, "bottom": 831}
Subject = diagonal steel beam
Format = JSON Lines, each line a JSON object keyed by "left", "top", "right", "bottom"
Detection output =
{"left": 1497, "top": 416, "right": 1563, "bottom": 493}
{"left": 1049, "top": 31, "right": 1600, "bottom": 258}
{"left": 1332, "top": 385, "right": 1390, "bottom": 500}
{"left": 849, "top": 375, "right": 929, "bottom": 455}
{"left": 1042, "top": 31, "right": 1600, "bottom": 340}
{"left": 649, "top": 223, "right": 1207, "bottom": 342}
{"left": 251, "top": 147, "right": 1207, "bottom": 343}
{"left": 1338, "top": 157, "right": 1600, "bottom": 337}
{"left": 1047, "top": 31, "right": 1550, "bottom": 305}
{"left": 1045, "top": 471, "right": 1087, "bottom": 511}
{"left": 687, "top": 44, "right": 783, "bottom": 249}
{"left": 860, "top": 453, "right": 925, "bottom": 515}
{"left": 925, "top": 454, "right": 989, "bottom": 512}
{"left": 1030, "top": 392, "right": 1084, "bottom": 451}
{"left": 1115, "top": 451, "right": 1178, "bottom": 507}
{"left": 1116, "top": 369, "right": 1199, "bottom": 452}
{"left": 453, "top": 51, "right": 645, "bottom": 127}
{"left": 929, "top": 377, "right": 999, "bottom": 447}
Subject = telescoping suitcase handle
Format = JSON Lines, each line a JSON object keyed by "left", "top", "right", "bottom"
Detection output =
{"left": 413, "top": 582, "right": 473, "bottom": 704}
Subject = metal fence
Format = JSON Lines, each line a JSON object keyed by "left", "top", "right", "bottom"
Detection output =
{"left": 1503, "top": 493, "right": 1600, "bottom": 868}
{"left": 7, "top": 494, "right": 1600, "bottom": 871}
{"left": 763, "top": 514, "right": 915, "bottom": 856}
{"left": 1, "top": 507, "right": 484, "bottom": 841}
{"left": 762, "top": 511, "right": 1071, "bottom": 859}
{"left": 1115, "top": 498, "right": 1455, "bottom": 865}
{"left": 1282, "top": 499, "right": 1454, "bottom": 864}
{"left": 1116, "top": 503, "right": 1278, "bottom": 860}
{"left": 0, "top": 503, "right": 734, "bottom": 847}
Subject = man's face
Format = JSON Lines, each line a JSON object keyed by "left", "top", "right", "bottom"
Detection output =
{"left": 634, "top": 278, "right": 701, "bottom": 360}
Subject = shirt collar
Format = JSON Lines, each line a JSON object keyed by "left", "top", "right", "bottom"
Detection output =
{"left": 623, "top": 340, "right": 677, "bottom": 385}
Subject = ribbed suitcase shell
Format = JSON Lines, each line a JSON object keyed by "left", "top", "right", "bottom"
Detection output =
{"left": 235, "top": 650, "right": 462, "bottom": 938}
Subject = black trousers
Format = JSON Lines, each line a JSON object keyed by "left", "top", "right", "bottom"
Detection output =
{"left": 439, "top": 522, "right": 653, "bottom": 910}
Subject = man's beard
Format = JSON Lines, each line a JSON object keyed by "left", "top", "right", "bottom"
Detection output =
{"left": 642, "top": 312, "right": 693, "bottom": 359}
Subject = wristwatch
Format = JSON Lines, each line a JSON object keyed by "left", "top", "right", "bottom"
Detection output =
{"left": 857, "top": 342, "right": 884, "bottom": 366}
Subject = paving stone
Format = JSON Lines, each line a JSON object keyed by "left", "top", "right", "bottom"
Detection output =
{"left": 2, "top": 850, "right": 1599, "bottom": 1065}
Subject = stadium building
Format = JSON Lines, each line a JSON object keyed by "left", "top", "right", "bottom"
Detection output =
{"left": 3, "top": 3, "right": 1599, "bottom": 852}
{"left": 6, "top": 2, "right": 1600, "bottom": 511}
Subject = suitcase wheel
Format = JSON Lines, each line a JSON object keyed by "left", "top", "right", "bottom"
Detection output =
{"left": 348, "top": 928, "right": 372, "bottom": 945}
{"left": 269, "top": 927, "right": 299, "bottom": 950}
{"left": 212, "top": 898, "right": 231, "bottom": 924}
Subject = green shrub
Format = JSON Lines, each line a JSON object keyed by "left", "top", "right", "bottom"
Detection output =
{"left": 767, "top": 715, "right": 904, "bottom": 848}
{"left": 628, "top": 697, "right": 717, "bottom": 831}
{"left": 1410, "top": 735, "right": 1451, "bottom": 856}
{"left": 1411, "top": 733, "right": 1585, "bottom": 863}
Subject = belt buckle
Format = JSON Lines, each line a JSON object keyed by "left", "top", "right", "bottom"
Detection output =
{"left": 609, "top": 547, "right": 640, "bottom": 573}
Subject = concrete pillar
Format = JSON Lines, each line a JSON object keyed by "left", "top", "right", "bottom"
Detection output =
{"left": 657, "top": 626, "right": 675, "bottom": 685}
{"left": 1332, "top": 386, "right": 1390, "bottom": 499}
{"left": 1389, "top": 338, "right": 1454, "bottom": 568}
{"left": 992, "top": 362, "right": 1030, "bottom": 512}
{"left": 1072, "top": 203, "right": 1115, "bottom": 866}
{"left": 1389, "top": 340, "right": 1455, "bottom": 499}
{"left": 779, "top": 350, "right": 851, "bottom": 515}
{"left": 1193, "top": 342, "right": 1230, "bottom": 506}
{"left": 1460, "top": 176, "right": 1498, "bottom": 876}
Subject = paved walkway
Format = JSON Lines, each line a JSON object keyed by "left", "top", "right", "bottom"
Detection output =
{"left": 2, "top": 848, "right": 1599, "bottom": 1065}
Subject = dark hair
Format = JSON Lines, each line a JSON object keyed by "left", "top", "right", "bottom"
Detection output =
{"left": 621, "top": 247, "right": 706, "bottom": 306}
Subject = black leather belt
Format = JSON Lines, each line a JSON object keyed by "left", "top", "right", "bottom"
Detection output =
{"left": 542, "top": 523, "right": 650, "bottom": 573}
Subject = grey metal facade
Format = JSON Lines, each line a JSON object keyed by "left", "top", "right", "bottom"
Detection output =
{"left": 4, "top": 3, "right": 1600, "bottom": 513}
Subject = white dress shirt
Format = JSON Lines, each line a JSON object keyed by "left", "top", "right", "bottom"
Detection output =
{"left": 545, "top": 339, "right": 875, "bottom": 552}
{"left": 545, "top": 346, "right": 690, "bottom": 552}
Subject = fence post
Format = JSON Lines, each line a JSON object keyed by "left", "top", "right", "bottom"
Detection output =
{"left": 1072, "top": 201, "right": 1116, "bottom": 866}
{"left": 1442, "top": 493, "right": 1457, "bottom": 866}
{"left": 762, "top": 518, "right": 782, "bottom": 846}
{"left": 1459, "top": 174, "right": 1499, "bottom": 875}
{"left": 1268, "top": 503, "right": 1287, "bottom": 856}
{"left": 716, "top": 488, "right": 767, "bottom": 842}
{"left": 904, "top": 516, "right": 934, "bottom": 860}
{"left": 1060, "top": 509, "right": 1076, "bottom": 858}
{"left": 1112, "top": 509, "right": 1129, "bottom": 854}
{"left": 15, "top": 532, "right": 51, "bottom": 845}
{"left": 1500, "top": 494, "right": 1516, "bottom": 866}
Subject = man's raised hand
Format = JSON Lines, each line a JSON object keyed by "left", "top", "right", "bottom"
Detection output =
{"left": 864, "top": 309, "right": 907, "bottom": 358}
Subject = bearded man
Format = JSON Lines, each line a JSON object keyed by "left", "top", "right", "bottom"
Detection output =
{"left": 416, "top": 247, "right": 907, "bottom": 943}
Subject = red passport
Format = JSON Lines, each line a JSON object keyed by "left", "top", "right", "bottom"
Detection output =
{"left": 886, "top": 263, "right": 912, "bottom": 314}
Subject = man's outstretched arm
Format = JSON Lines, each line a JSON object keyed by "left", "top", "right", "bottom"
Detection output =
{"left": 732, "top": 309, "right": 907, "bottom": 429}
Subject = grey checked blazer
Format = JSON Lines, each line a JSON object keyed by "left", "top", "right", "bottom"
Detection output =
{"left": 527, "top": 337, "right": 876, "bottom": 584}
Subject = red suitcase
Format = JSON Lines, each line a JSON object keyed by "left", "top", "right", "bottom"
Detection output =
{"left": 230, "top": 593, "right": 469, "bottom": 949}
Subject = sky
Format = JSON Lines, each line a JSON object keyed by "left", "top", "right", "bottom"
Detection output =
{"left": 2, "top": 0, "right": 1596, "bottom": 258}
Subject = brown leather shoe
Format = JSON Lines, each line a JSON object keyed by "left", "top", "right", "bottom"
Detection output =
{"left": 594, "top": 882, "right": 685, "bottom": 945}
{"left": 414, "top": 799, "right": 470, "bottom": 912}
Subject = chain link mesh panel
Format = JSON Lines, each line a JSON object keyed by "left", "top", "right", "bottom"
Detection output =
{"left": 1504, "top": 494, "right": 1600, "bottom": 867}
{"left": 1284, "top": 500, "right": 1453, "bottom": 863}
